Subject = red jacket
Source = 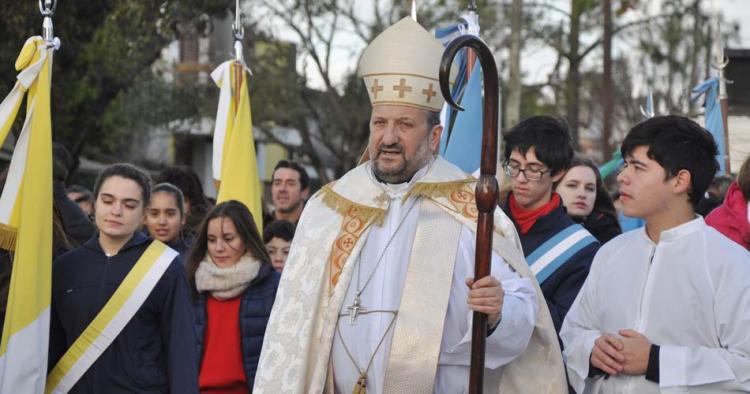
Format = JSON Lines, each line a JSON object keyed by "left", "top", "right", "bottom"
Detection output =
{"left": 706, "top": 182, "right": 750, "bottom": 250}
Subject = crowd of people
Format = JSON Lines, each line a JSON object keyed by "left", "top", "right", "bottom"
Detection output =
{"left": 39, "top": 159, "right": 305, "bottom": 393}
{"left": 2, "top": 15, "right": 750, "bottom": 394}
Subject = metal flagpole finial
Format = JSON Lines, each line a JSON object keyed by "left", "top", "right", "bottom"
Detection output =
{"left": 411, "top": 0, "right": 417, "bottom": 22}
{"left": 711, "top": 17, "right": 728, "bottom": 70}
{"left": 640, "top": 88, "right": 654, "bottom": 119}
{"left": 711, "top": 15, "right": 729, "bottom": 98}
{"left": 232, "top": 0, "right": 245, "bottom": 62}
{"left": 39, "top": 0, "right": 59, "bottom": 47}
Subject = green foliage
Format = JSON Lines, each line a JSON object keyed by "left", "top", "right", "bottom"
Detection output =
{"left": 248, "top": 35, "right": 305, "bottom": 128}
{"left": 0, "top": 0, "right": 229, "bottom": 164}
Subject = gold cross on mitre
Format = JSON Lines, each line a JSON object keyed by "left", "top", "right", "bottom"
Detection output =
{"left": 370, "top": 79, "right": 384, "bottom": 99}
{"left": 422, "top": 83, "right": 436, "bottom": 102}
{"left": 357, "top": 17, "right": 458, "bottom": 112}
{"left": 393, "top": 78, "right": 413, "bottom": 98}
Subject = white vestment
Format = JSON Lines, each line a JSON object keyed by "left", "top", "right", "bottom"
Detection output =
{"left": 254, "top": 156, "right": 568, "bottom": 393}
{"left": 331, "top": 164, "right": 537, "bottom": 393}
{"left": 561, "top": 217, "right": 750, "bottom": 393}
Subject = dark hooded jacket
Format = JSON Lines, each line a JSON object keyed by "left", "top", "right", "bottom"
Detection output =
{"left": 503, "top": 198, "right": 599, "bottom": 333}
{"left": 49, "top": 232, "right": 199, "bottom": 394}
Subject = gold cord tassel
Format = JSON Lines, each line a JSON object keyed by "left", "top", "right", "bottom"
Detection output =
{"left": 353, "top": 374, "right": 367, "bottom": 394}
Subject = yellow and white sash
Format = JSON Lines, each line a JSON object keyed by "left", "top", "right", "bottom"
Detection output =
{"left": 45, "top": 241, "right": 178, "bottom": 394}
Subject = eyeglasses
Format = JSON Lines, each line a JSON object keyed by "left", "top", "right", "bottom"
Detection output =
{"left": 503, "top": 164, "right": 549, "bottom": 181}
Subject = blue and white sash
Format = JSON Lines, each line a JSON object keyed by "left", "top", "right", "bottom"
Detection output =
{"left": 526, "top": 224, "right": 597, "bottom": 284}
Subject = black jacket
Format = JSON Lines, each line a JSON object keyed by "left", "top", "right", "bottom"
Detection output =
{"left": 578, "top": 210, "right": 622, "bottom": 245}
{"left": 193, "top": 262, "right": 280, "bottom": 389}
{"left": 503, "top": 197, "right": 599, "bottom": 333}
{"left": 49, "top": 233, "right": 199, "bottom": 394}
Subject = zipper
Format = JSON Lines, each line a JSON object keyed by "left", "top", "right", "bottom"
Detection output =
{"left": 97, "top": 255, "right": 112, "bottom": 312}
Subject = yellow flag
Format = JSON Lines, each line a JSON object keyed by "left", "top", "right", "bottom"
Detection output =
{"left": 0, "top": 36, "right": 54, "bottom": 393}
{"left": 212, "top": 61, "right": 263, "bottom": 230}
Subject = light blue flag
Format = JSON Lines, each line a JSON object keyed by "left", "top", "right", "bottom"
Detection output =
{"left": 435, "top": 22, "right": 469, "bottom": 156}
{"left": 435, "top": 15, "right": 484, "bottom": 173}
{"left": 692, "top": 78, "right": 727, "bottom": 174}
{"left": 443, "top": 65, "right": 483, "bottom": 173}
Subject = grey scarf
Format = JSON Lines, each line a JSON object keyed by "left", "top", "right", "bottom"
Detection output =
{"left": 195, "top": 254, "right": 261, "bottom": 300}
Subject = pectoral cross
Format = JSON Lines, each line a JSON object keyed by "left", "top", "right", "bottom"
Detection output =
{"left": 346, "top": 292, "right": 367, "bottom": 325}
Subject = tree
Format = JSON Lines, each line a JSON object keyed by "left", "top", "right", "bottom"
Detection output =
{"left": 602, "top": 0, "right": 613, "bottom": 159}
{"left": 244, "top": 0, "right": 502, "bottom": 181}
{"left": 506, "top": 0, "right": 524, "bottom": 128}
{"left": 635, "top": 0, "right": 738, "bottom": 116}
{"left": 0, "top": 1, "right": 231, "bottom": 170}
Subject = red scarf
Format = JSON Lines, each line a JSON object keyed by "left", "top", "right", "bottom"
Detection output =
{"left": 509, "top": 193, "right": 561, "bottom": 235}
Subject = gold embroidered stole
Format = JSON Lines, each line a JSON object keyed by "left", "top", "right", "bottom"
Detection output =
{"left": 321, "top": 183, "right": 385, "bottom": 291}
{"left": 382, "top": 201, "right": 462, "bottom": 392}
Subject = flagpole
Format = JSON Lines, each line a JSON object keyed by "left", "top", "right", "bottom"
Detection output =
{"left": 440, "top": 35, "right": 499, "bottom": 394}
{"left": 39, "top": 0, "right": 57, "bottom": 45}
{"left": 717, "top": 65, "right": 729, "bottom": 173}
{"left": 466, "top": 1, "right": 478, "bottom": 74}
{"left": 708, "top": 14, "right": 730, "bottom": 173}
{"left": 232, "top": 0, "right": 245, "bottom": 112}
{"left": 713, "top": 44, "right": 730, "bottom": 173}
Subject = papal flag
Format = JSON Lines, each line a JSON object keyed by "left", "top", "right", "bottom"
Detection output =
{"left": 211, "top": 60, "right": 263, "bottom": 230}
{"left": 0, "top": 36, "right": 55, "bottom": 393}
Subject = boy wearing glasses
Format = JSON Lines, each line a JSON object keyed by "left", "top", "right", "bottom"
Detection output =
{"left": 501, "top": 115, "right": 599, "bottom": 333}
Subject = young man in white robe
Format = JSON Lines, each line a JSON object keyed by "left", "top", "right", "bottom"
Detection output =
{"left": 560, "top": 115, "right": 750, "bottom": 393}
{"left": 253, "top": 17, "right": 567, "bottom": 394}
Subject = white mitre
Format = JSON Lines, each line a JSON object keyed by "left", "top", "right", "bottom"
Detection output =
{"left": 358, "top": 17, "right": 457, "bottom": 112}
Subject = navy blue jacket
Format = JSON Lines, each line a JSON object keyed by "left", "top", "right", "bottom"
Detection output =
{"left": 49, "top": 233, "right": 199, "bottom": 394}
{"left": 139, "top": 230, "right": 190, "bottom": 258}
{"left": 503, "top": 197, "right": 599, "bottom": 333}
{"left": 167, "top": 238, "right": 190, "bottom": 255}
{"left": 193, "top": 262, "right": 280, "bottom": 390}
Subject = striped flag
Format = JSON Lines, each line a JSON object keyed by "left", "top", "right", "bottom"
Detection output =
{"left": 211, "top": 61, "right": 263, "bottom": 230}
{"left": 692, "top": 78, "right": 727, "bottom": 174}
{"left": 0, "top": 36, "right": 55, "bottom": 394}
{"left": 435, "top": 12, "right": 483, "bottom": 173}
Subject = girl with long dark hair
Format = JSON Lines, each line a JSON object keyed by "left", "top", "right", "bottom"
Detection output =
{"left": 186, "top": 200, "right": 280, "bottom": 393}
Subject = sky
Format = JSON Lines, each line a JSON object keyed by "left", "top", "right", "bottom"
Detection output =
{"left": 262, "top": 0, "right": 750, "bottom": 90}
{"left": 716, "top": 0, "right": 750, "bottom": 44}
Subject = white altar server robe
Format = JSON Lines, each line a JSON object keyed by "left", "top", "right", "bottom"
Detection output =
{"left": 561, "top": 217, "right": 750, "bottom": 393}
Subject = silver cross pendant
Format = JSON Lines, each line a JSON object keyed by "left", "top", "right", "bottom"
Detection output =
{"left": 346, "top": 292, "right": 367, "bottom": 325}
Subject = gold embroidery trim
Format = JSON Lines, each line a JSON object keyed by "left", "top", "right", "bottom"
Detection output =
{"left": 320, "top": 183, "right": 385, "bottom": 226}
{"left": 320, "top": 184, "right": 385, "bottom": 292}
{"left": 0, "top": 222, "right": 18, "bottom": 251}
{"left": 404, "top": 179, "right": 479, "bottom": 219}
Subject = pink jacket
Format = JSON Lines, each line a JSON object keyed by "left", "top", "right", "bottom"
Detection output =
{"left": 706, "top": 181, "right": 750, "bottom": 250}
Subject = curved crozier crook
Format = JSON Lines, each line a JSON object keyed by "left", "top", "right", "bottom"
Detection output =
{"left": 438, "top": 34, "right": 501, "bottom": 394}
{"left": 439, "top": 34, "right": 499, "bottom": 178}
{"left": 438, "top": 35, "right": 499, "bottom": 116}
